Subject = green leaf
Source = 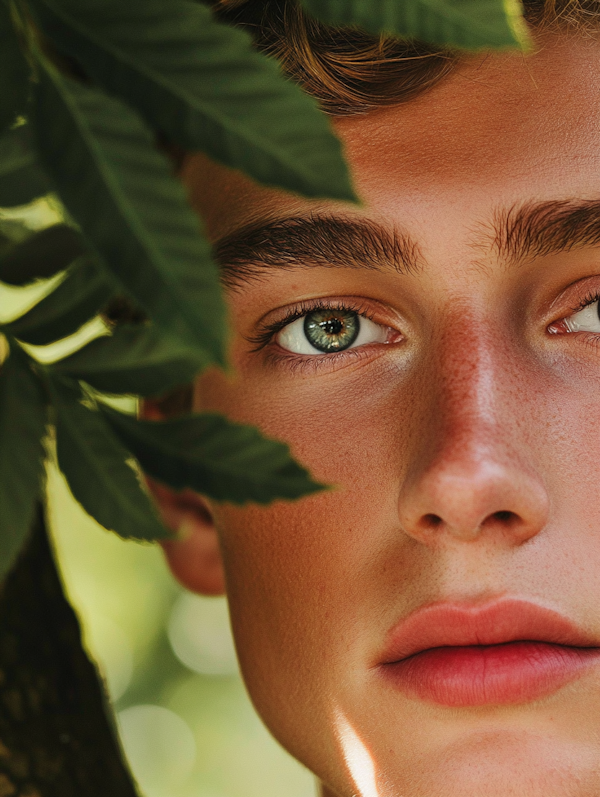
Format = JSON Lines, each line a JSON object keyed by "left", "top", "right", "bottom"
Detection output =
{"left": 33, "top": 61, "right": 227, "bottom": 364}
{"left": 300, "top": 0, "right": 528, "bottom": 49}
{"left": 4, "top": 254, "right": 114, "bottom": 344}
{"left": 0, "top": 223, "right": 88, "bottom": 285}
{"left": 101, "top": 407, "right": 326, "bottom": 504}
{"left": 0, "top": 1, "right": 31, "bottom": 134}
{"left": 0, "top": 344, "right": 47, "bottom": 579}
{"left": 50, "top": 323, "right": 206, "bottom": 396}
{"left": 50, "top": 377, "right": 168, "bottom": 540}
{"left": 0, "top": 126, "right": 52, "bottom": 207}
{"left": 31, "top": 0, "right": 356, "bottom": 202}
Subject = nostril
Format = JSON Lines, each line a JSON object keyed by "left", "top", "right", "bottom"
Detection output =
{"left": 492, "top": 510, "right": 517, "bottom": 524}
{"left": 422, "top": 513, "right": 443, "bottom": 529}
{"left": 419, "top": 510, "right": 518, "bottom": 534}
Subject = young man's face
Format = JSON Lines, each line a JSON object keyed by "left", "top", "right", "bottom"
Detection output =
{"left": 170, "top": 32, "right": 600, "bottom": 797}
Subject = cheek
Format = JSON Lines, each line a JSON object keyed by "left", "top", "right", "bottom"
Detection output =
{"left": 196, "top": 364, "right": 420, "bottom": 754}
{"left": 195, "top": 357, "right": 418, "bottom": 489}
{"left": 194, "top": 348, "right": 600, "bottom": 790}
{"left": 201, "top": 374, "right": 387, "bottom": 616}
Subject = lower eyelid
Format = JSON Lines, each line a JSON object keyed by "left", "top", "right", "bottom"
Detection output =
{"left": 264, "top": 344, "right": 376, "bottom": 374}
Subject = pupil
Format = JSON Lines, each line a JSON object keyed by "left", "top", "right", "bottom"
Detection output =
{"left": 324, "top": 318, "right": 343, "bottom": 335}
{"left": 304, "top": 309, "right": 360, "bottom": 352}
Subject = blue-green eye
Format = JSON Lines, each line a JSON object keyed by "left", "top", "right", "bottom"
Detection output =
{"left": 277, "top": 308, "right": 389, "bottom": 355}
{"left": 304, "top": 309, "right": 360, "bottom": 352}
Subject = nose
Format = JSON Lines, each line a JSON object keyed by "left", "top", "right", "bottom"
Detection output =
{"left": 398, "top": 326, "right": 549, "bottom": 546}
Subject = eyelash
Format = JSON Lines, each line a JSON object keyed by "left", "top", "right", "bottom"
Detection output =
{"left": 555, "top": 288, "right": 600, "bottom": 351}
{"left": 548, "top": 288, "right": 600, "bottom": 337}
{"left": 248, "top": 298, "right": 381, "bottom": 357}
{"left": 572, "top": 289, "right": 600, "bottom": 315}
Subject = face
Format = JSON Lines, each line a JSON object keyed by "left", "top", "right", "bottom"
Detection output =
{"left": 179, "top": 32, "right": 600, "bottom": 797}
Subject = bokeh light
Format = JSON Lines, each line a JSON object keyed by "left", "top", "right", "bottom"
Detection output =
{"left": 118, "top": 704, "right": 197, "bottom": 796}
{"left": 168, "top": 593, "right": 239, "bottom": 676}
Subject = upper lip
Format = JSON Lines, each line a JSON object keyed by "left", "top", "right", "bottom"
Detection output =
{"left": 379, "top": 598, "right": 600, "bottom": 664}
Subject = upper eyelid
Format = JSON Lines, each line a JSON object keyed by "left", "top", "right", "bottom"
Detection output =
{"left": 571, "top": 290, "right": 600, "bottom": 315}
{"left": 263, "top": 296, "right": 376, "bottom": 327}
{"left": 550, "top": 289, "right": 600, "bottom": 330}
{"left": 549, "top": 275, "right": 600, "bottom": 315}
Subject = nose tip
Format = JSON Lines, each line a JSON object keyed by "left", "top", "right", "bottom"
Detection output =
{"left": 398, "top": 456, "right": 550, "bottom": 545}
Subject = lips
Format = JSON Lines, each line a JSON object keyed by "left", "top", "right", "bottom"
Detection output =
{"left": 378, "top": 599, "right": 600, "bottom": 707}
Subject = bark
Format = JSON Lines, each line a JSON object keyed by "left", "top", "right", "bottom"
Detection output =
{"left": 0, "top": 505, "right": 139, "bottom": 797}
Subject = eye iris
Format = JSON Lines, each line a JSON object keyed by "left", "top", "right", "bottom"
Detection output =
{"left": 304, "top": 309, "right": 360, "bottom": 352}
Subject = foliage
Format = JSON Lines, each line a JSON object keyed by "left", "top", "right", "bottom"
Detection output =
{"left": 0, "top": 126, "right": 51, "bottom": 207}
{"left": 0, "top": 344, "right": 47, "bottom": 573}
{"left": 0, "top": 0, "right": 524, "bottom": 579}
{"left": 101, "top": 406, "right": 323, "bottom": 504}
{"left": 0, "top": 2, "right": 28, "bottom": 134}
{"left": 300, "top": 0, "right": 529, "bottom": 48}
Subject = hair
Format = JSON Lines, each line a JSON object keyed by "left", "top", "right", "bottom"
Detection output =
{"left": 212, "top": 0, "right": 600, "bottom": 115}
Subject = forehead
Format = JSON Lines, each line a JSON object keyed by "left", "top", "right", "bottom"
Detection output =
{"left": 340, "top": 33, "right": 600, "bottom": 206}
{"left": 183, "top": 32, "right": 600, "bottom": 248}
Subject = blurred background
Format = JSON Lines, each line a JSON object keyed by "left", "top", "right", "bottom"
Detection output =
{"left": 1, "top": 197, "right": 316, "bottom": 797}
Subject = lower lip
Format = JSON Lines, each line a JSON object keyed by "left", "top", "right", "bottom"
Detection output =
{"left": 382, "top": 642, "right": 600, "bottom": 707}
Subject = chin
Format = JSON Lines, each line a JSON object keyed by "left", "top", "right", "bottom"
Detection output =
{"left": 377, "top": 731, "right": 600, "bottom": 797}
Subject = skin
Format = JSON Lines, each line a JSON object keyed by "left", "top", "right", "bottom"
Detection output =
{"left": 148, "top": 31, "right": 600, "bottom": 797}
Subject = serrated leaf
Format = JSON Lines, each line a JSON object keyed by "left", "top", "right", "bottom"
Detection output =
{"left": 0, "top": 344, "right": 47, "bottom": 579}
{"left": 33, "top": 61, "right": 227, "bottom": 364}
{"left": 101, "top": 406, "right": 325, "bottom": 504}
{"left": 0, "top": 126, "right": 52, "bottom": 207}
{"left": 5, "top": 254, "right": 114, "bottom": 344}
{"left": 50, "top": 323, "right": 206, "bottom": 396}
{"left": 0, "top": 1, "right": 31, "bottom": 134}
{"left": 50, "top": 377, "right": 168, "bottom": 540}
{"left": 0, "top": 223, "right": 88, "bottom": 285}
{"left": 31, "top": 0, "right": 356, "bottom": 202}
{"left": 300, "top": 0, "right": 528, "bottom": 49}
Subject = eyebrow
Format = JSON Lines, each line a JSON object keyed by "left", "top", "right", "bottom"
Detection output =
{"left": 214, "top": 200, "right": 600, "bottom": 288}
{"left": 213, "top": 214, "right": 421, "bottom": 288}
{"left": 491, "top": 199, "right": 600, "bottom": 265}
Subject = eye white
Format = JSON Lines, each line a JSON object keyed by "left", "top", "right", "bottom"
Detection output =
{"left": 277, "top": 314, "right": 389, "bottom": 354}
{"left": 565, "top": 300, "right": 600, "bottom": 332}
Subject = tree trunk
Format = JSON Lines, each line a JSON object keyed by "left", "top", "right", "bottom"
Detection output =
{"left": 0, "top": 505, "right": 139, "bottom": 797}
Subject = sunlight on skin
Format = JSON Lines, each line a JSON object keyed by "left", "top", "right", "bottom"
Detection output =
{"left": 333, "top": 708, "right": 381, "bottom": 797}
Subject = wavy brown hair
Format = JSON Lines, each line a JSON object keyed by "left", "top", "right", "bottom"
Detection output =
{"left": 213, "top": 0, "right": 600, "bottom": 115}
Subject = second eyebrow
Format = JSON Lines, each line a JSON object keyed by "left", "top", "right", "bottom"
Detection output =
{"left": 492, "top": 199, "right": 600, "bottom": 265}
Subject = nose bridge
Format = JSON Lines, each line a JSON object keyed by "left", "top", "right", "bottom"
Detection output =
{"left": 398, "top": 310, "right": 549, "bottom": 545}
{"left": 429, "top": 311, "right": 505, "bottom": 454}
